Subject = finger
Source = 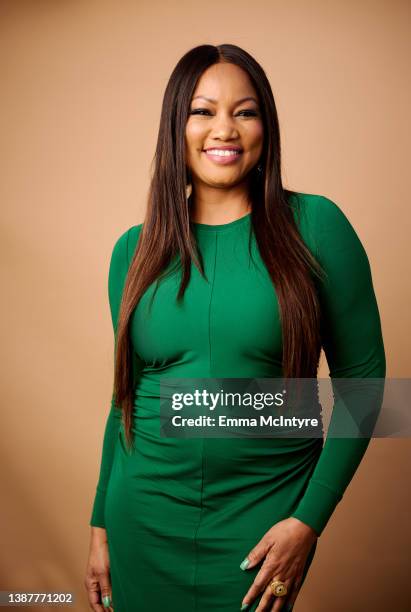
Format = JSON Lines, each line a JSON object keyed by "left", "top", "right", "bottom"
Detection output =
{"left": 84, "top": 573, "right": 105, "bottom": 611}
{"left": 254, "top": 583, "right": 275, "bottom": 612}
{"left": 256, "top": 576, "right": 291, "bottom": 612}
{"left": 282, "top": 593, "right": 298, "bottom": 611}
{"left": 96, "top": 568, "right": 113, "bottom": 610}
{"left": 240, "top": 550, "right": 280, "bottom": 609}
{"left": 240, "top": 536, "right": 273, "bottom": 571}
{"left": 279, "top": 576, "right": 302, "bottom": 612}
{"left": 272, "top": 593, "right": 289, "bottom": 611}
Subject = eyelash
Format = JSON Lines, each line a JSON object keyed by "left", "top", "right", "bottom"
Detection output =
{"left": 189, "top": 109, "right": 258, "bottom": 117}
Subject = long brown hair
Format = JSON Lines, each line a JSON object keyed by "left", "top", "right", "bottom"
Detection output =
{"left": 114, "top": 44, "right": 326, "bottom": 450}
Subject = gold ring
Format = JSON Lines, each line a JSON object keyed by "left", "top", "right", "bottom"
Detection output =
{"left": 270, "top": 579, "right": 287, "bottom": 597}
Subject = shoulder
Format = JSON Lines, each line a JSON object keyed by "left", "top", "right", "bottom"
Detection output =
{"left": 107, "top": 224, "right": 143, "bottom": 316}
{"left": 111, "top": 223, "right": 144, "bottom": 268}
{"left": 289, "top": 190, "right": 349, "bottom": 226}
{"left": 289, "top": 191, "right": 362, "bottom": 257}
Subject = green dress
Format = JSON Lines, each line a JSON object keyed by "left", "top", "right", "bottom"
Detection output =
{"left": 89, "top": 192, "right": 385, "bottom": 611}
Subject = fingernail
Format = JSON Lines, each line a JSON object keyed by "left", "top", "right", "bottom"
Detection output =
{"left": 240, "top": 604, "right": 249, "bottom": 610}
{"left": 240, "top": 557, "right": 250, "bottom": 570}
{"left": 102, "top": 595, "right": 111, "bottom": 608}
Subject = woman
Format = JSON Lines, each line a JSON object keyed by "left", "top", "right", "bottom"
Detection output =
{"left": 84, "top": 44, "right": 386, "bottom": 612}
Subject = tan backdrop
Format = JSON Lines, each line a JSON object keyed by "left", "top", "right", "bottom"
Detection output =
{"left": 1, "top": 1, "right": 410, "bottom": 610}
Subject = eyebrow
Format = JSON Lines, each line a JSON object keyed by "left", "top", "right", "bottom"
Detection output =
{"left": 191, "top": 95, "right": 259, "bottom": 105}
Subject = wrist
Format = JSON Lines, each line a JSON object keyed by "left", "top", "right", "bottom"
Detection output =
{"left": 288, "top": 516, "right": 318, "bottom": 539}
{"left": 90, "top": 525, "right": 108, "bottom": 542}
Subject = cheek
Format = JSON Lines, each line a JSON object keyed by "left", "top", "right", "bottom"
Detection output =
{"left": 185, "top": 125, "right": 206, "bottom": 166}
{"left": 247, "top": 122, "right": 264, "bottom": 148}
{"left": 185, "top": 121, "right": 206, "bottom": 144}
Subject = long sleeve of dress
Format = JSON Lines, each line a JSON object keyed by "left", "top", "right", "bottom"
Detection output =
{"left": 290, "top": 196, "right": 386, "bottom": 536}
{"left": 89, "top": 226, "right": 135, "bottom": 528}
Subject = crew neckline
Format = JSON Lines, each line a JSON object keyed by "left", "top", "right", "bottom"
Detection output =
{"left": 191, "top": 211, "right": 252, "bottom": 232}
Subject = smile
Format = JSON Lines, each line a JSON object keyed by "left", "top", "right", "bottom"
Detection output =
{"left": 202, "top": 149, "right": 243, "bottom": 165}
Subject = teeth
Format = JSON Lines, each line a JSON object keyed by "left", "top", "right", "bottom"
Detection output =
{"left": 206, "top": 149, "right": 241, "bottom": 157}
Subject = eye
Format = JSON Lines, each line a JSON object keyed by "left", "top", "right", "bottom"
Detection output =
{"left": 189, "top": 109, "right": 259, "bottom": 117}
{"left": 189, "top": 109, "right": 211, "bottom": 115}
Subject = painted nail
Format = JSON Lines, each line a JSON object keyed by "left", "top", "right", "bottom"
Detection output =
{"left": 240, "top": 604, "right": 249, "bottom": 610}
{"left": 102, "top": 595, "right": 111, "bottom": 608}
{"left": 240, "top": 557, "right": 250, "bottom": 570}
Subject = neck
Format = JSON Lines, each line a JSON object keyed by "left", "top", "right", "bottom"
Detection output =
{"left": 189, "top": 184, "right": 252, "bottom": 225}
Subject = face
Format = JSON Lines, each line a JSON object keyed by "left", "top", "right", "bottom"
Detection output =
{"left": 185, "top": 62, "right": 264, "bottom": 192}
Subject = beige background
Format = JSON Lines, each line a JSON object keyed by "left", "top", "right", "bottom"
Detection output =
{"left": 1, "top": 1, "right": 410, "bottom": 610}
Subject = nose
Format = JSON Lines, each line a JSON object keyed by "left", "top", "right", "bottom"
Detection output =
{"left": 209, "top": 112, "right": 240, "bottom": 139}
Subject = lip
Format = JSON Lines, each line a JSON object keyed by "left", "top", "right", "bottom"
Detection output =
{"left": 202, "top": 147, "right": 243, "bottom": 165}
{"left": 203, "top": 145, "right": 243, "bottom": 152}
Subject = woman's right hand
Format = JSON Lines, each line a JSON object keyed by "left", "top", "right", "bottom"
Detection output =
{"left": 84, "top": 527, "right": 114, "bottom": 611}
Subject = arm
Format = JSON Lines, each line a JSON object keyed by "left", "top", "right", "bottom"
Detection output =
{"left": 290, "top": 196, "right": 386, "bottom": 536}
{"left": 89, "top": 226, "right": 134, "bottom": 528}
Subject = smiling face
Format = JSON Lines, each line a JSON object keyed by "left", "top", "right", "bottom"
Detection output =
{"left": 185, "top": 62, "right": 264, "bottom": 194}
